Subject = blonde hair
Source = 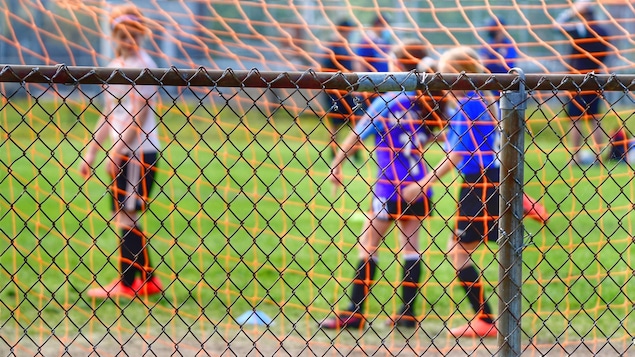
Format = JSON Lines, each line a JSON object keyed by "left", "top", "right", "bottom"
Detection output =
{"left": 390, "top": 39, "right": 429, "bottom": 72}
{"left": 109, "top": 4, "right": 149, "bottom": 37}
{"left": 438, "top": 46, "right": 485, "bottom": 74}
{"left": 439, "top": 46, "right": 498, "bottom": 120}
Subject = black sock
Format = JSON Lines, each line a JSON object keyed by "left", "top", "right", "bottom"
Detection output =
{"left": 400, "top": 257, "right": 422, "bottom": 315}
{"left": 346, "top": 258, "right": 378, "bottom": 313}
{"left": 457, "top": 265, "right": 494, "bottom": 324}
{"left": 120, "top": 226, "right": 151, "bottom": 287}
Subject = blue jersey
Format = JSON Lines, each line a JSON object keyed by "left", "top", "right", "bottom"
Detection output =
{"left": 322, "top": 41, "right": 353, "bottom": 72}
{"left": 445, "top": 92, "right": 500, "bottom": 175}
{"left": 480, "top": 37, "right": 517, "bottom": 74}
{"left": 356, "top": 34, "right": 390, "bottom": 72}
{"left": 354, "top": 92, "right": 432, "bottom": 200}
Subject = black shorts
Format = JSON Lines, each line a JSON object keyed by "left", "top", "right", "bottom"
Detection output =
{"left": 111, "top": 152, "right": 159, "bottom": 212}
{"left": 370, "top": 194, "right": 432, "bottom": 221}
{"left": 455, "top": 168, "right": 500, "bottom": 244}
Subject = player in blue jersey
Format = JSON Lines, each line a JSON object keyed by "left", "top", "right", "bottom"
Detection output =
{"left": 479, "top": 17, "right": 517, "bottom": 75}
{"left": 353, "top": 15, "right": 391, "bottom": 73}
{"left": 403, "top": 46, "right": 500, "bottom": 338}
{"left": 478, "top": 19, "right": 549, "bottom": 224}
{"left": 353, "top": 15, "right": 392, "bottom": 115}
{"left": 319, "top": 39, "right": 440, "bottom": 330}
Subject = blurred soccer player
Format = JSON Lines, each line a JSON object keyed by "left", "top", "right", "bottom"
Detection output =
{"left": 320, "top": 39, "right": 439, "bottom": 330}
{"left": 403, "top": 46, "right": 499, "bottom": 338}
{"left": 79, "top": 4, "right": 162, "bottom": 299}
{"left": 554, "top": 0, "right": 611, "bottom": 165}
{"left": 320, "top": 18, "right": 359, "bottom": 160}
{"left": 480, "top": 17, "right": 517, "bottom": 75}
{"left": 353, "top": 15, "right": 392, "bottom": 114}
{"left": 479, "top": 17, "right": 548, "bottom": 224}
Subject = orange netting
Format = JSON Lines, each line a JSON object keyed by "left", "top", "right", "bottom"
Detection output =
{"left": 1, "top": 1, "right": 634, "bottom": 356}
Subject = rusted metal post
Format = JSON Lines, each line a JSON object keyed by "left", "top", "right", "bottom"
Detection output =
{"left": 497, "top": 68, "right": 527, "bottom": 357}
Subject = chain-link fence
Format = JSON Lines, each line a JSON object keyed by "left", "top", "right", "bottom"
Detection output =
{"left": 0, "top": 65, "right": 633, "bottom": 356}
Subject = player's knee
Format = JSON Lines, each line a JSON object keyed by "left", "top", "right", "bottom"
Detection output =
{"left": 113, "top": 209, "right": 138, "bottom": 225}
{"left": 356, "top": 240, "right": 379, "bottom": 257}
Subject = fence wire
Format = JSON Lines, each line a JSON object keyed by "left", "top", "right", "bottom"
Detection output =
{"left": 0, "top": 66, "right": 633, "bottom": 357}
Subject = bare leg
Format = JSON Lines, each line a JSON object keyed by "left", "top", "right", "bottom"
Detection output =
{"left": 446, "top": 238, "right": 497, "bottom": 337}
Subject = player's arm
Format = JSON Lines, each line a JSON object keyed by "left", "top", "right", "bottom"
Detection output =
{"left": 429, "top": 151, "right": 462, "bottom": 184}
{"left": 553, "top": 1, "right": 588, "bottom": 33}
{"left": 401, "top": 150, "right": 461, "bottom": 202}
{"left": 402, "top": 107, "right": 464, "bottom": 201}
{"left": 79, "top": 112, "right": 111, "bottom": 179}
{"left": 329, "top": 130, "right": 361, "bottom": 186}
{"left": 329, "top": 115, "right": 376, "bottom": 185}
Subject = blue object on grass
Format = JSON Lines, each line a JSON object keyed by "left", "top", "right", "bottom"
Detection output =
{"left": 235, "top": 310, "right": 273, "bottom": 326}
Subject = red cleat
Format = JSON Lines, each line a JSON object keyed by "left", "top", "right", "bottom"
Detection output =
{"left": 449, "top": 319, "right": 497, "bottom": 338}
{"left": 318, "top": 312, "right": 365, "bottom": 330}
{"left": 87, "top": 279, "right": 135, "bottom": 299}
{"left": 133, "top": 276, "right": 163, "bottom": 296}
{"left": 523, "top": 194, "right": 549, "bottom": 224}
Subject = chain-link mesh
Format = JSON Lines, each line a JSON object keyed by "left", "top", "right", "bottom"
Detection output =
{"left": 0, "top": 66, "right": 633, "bottom": 356}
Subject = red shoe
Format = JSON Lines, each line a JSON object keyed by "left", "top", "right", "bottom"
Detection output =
{"left": 132, "top": 276, "right": 163, "bottom": 296}
{"left": 318, "top": 312, "right": 365, "bottom": 330}
{"left": 449, "top": 319, "right": 497, "bottom": 338}
{"left": 523, "top": 194, "right": 549, "bottom": 224}
{"left": 87, "top": 280, "right": 135, "bottom": 299}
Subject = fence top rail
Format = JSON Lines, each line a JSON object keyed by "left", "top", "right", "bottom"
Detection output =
{"left": 1, "top": 65, "right": 634, "bottom": 92}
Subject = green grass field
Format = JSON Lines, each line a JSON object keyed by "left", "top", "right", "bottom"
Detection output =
{"left": 0, "top": 96, "right": 633, "bottom": 354}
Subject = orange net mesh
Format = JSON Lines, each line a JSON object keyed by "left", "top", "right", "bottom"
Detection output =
{"left": 1, "top": 1, "right": 634, "bottom": 356}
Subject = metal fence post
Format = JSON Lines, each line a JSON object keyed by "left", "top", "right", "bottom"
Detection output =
{"left": 497, "top": 68, "right": 527, "bottom": 357}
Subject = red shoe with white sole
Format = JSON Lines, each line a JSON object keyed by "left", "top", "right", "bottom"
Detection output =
{"left": 132, "top": 276, "right": 163, "bottom": 296}
{"left": 449, "top": 319, "right": 497, "bottom": 338}
{"left": 87, "top": 280, "right": 135, "bottom": 299}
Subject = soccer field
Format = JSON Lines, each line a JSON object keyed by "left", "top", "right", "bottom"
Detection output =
{"left": 0, "top": 98, "right": 633, "bottom": 354}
